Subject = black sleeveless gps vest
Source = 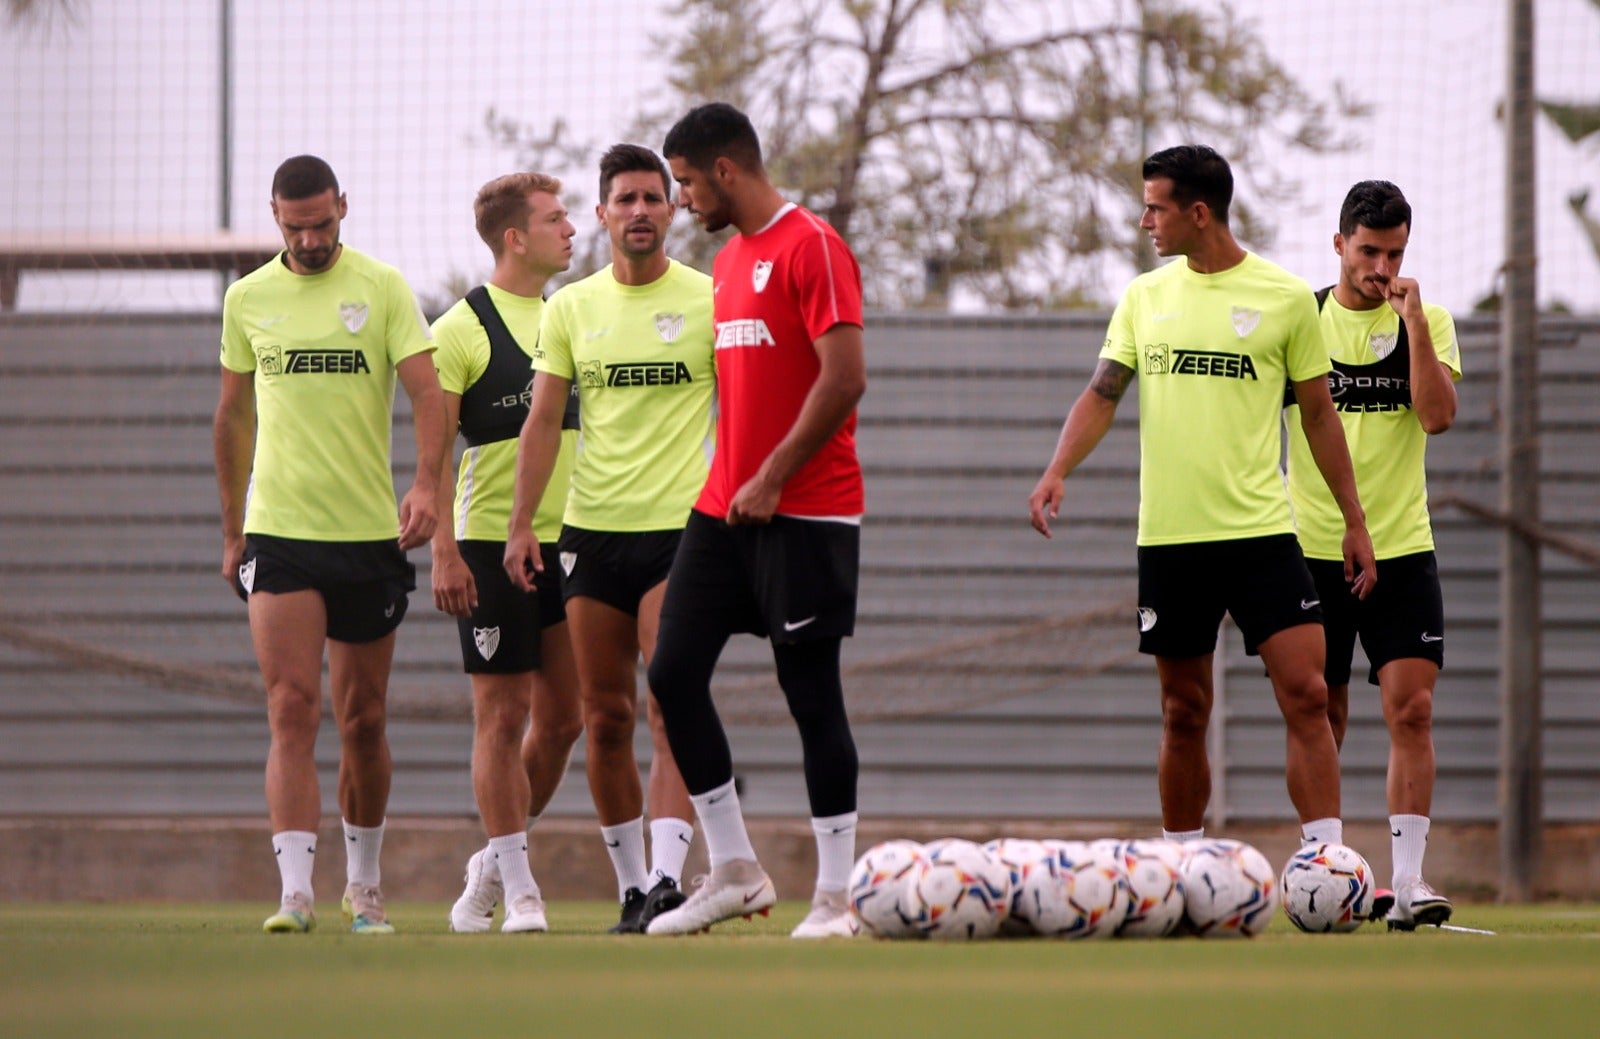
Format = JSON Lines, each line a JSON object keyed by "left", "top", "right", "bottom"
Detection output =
{"left": 457, "top": 286, "right": 579, "bottom": 447}
{"left": 1282, "top": 286, "right": 1412, "bottom": 410}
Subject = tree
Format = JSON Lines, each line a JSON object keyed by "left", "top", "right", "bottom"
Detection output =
{"left": 490, "top": 0, "right": 1365, "bottom": 308}
{"left": 1538, "top": 0, "right": 1600, "bottom": 273}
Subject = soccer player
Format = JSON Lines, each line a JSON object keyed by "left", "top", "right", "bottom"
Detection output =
{"left": 643, "top": 103, "right": 867, "bottom": 939}
{"left": 1285, "top": 180, "right": 1459, "bottom": 930}
{"left": 213, "top": 155, "right": 447, "bottom": 935}
{"left": 430, "top": 172, "right": 583, "bottom": 934}
{"left": 503, "top": 144, "right": 711, "bottom": 934}
{"left": 1027, "top": 145, "right": 1377, "bottom": 853}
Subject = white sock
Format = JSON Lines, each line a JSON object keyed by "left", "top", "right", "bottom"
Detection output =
{"left": 489, "top": 831, "right": 538, "bottom": 903}
{"left": 1390, "top": 813, "right": 1430, "bottom": 888}
{"left": 1300, "top": 817, "right": 1342, "bottom": 847}
{"left": 649, "top": 817, "right": 695, "bottom": 886}
{"left": 691, "top": 779, "right": 757, "bottom": 868}
{"left": 600, "top": 817, "right": 650, "bottom": 900}
{"left": 272, "top": 830, "right": 317, "bottom": 903}
{"left": 342, "top": 818, "right": 384, "bottom": 887}
{"left": 811, "top": 811, "right": 858, "bottom": 893}
{"left": 1163, "top": 828, "right": 1204, "bottom": 843}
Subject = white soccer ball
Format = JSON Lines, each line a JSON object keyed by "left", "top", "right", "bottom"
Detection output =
{"left": 1179, "top": 838, "right": 1279, "bottom": 938}
{"left": 1280, "top": 842, "right": 1375, "bottom": 933}
{"left": 1015, "top": 839, "right": 1127, "bottom": 939}
{"left": 982, "top": 838, "right": 1050, "bottom": 936}
{"left": 847, "top": 839, "right": 927, "bottom": 939}
{"left": 907, "top": 838, "right": 1011, "bottom": 941}
{"left": 1114, "top": 838, "right": 1187, "bottom": 938}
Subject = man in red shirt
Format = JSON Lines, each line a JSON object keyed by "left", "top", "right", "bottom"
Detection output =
{"left": 646, "top": 103, "right": 867, "bottom": 938}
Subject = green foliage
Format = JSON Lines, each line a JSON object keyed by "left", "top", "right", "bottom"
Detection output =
{"left": 486, "top": 0, "right": 1366, "bottom": 309}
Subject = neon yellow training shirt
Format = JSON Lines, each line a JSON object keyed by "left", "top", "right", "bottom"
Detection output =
{"left": 430, "top": 285, "right": 576, "bottom": 544}
{"left": 220, "top": 246, "right": 434, "bottom": 541}
{"left": 1286, "top": 294, "right": 1461, "bottom": 559}
{"left": 532, "top": 260, "right": 715, "bottom": 532}
{"left": 1100, "top": 251, "right": 1331, "bottom": 546}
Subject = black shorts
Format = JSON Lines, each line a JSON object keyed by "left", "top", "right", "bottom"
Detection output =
{"left": 1308, "top": 551, "right": 1444, "bottom": 687}
{"left": 658, "top": 510, "right": 859, "bottom": 644}
{"left": 453, "top": 540, "right": 566, "bottom": 674}
{"left": 557, "top": 526, "right": 681, "bottom": 616}
{"left": 1136, "top": 533, "right": 1322, "bottom": 658}
{"left": 234, "top": 534, "right": 414, "bottom": 644}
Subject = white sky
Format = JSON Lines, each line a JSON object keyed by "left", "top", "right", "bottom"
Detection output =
{"left": 1, "top": 0, "right": 1596, "bottom": 314}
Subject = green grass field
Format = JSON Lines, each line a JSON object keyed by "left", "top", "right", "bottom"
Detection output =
{"left": 3, "top": 901, "right": 1598, "bottom": 1038}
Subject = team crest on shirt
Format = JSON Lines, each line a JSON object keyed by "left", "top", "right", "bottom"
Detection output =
{"left": 1138, "top": 607, "right": 1158, "bottom": 632}
{"left": 1143, "top": 342, "right": 1170, "bottom": 375}
{"left": 258, "top": 345, "right": 284, "bottom": 376}
{"left": 1230, "top": 306, "right": 1261, "bottom": 337}
{"left": 474, "top": 626, "right": 500, "bottom": 660}
{"left": 752, "top": 260, "right": 774, "bottom": 293}
{"left": 238, "top": 558, "right": 256, "bottom": 594}
{"left": 560, "top": 552, "right": 577, "bottom": 576}
{"left": 339, "top": 302, "right": 369, "bottom": 334}
{"left": 578, "top": 360, "right": 605, "bottom": 388}
{"left": 1368, "top": 332, "right": 1398, "bottom": 360}
{"left": 654, "top": 312, "right": 686, "bottom": 343}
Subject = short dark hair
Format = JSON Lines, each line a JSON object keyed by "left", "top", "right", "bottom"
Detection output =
{"left": 271, "top": 155, "right": 339, "bottom": 201}
{"left": 1142, "top": 144, "right": 1233, "bottom": 224}
{"left": 598, "top": 143, "right": 672, "bottom": 204}
{"left": 662, "top": 103, "right": 763, "bottom": 173}
{"left": 1339, "top": 180, "right": 1411, "bottom": 237}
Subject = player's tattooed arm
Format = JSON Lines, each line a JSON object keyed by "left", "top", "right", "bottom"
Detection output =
{"left": 1088, "top": 359, "right": 1135, "bottom": 402}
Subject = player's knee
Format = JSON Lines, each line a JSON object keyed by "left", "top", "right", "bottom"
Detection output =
{"left": 1387, "top": 687, "right": 1434, "bottom": 737}
{"left": 475, "top": 694, "right": 527, "bottom": 746}
{"left": 1159, "top": 690, "right": 1210, "bottom": 737}
{"left": 339, "top": 696, "right": 388, "bottom": 745}
{"left": 266, "top": 683, "right": 320, "bottom": 736}
{"left": 583, "top": 695, "right": 636, "bottom": 750}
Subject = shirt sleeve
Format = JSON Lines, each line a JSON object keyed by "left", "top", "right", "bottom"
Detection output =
{"left": 429, "top": 306, "right": 481, "bottom": 396}
{"left": 1284, "top": 286, "right": 1333, "bottom": 383}
{"left": 786, "top": 225, "right": 864, "bottom": 340}
{"left": 1099, "top": 286, "right": 1139, "bottom": 371}
{"left": 532, "top": 292, "right": 577, "bottom": 380}
{"left": 1426, "top": 304, "right": 1462, "bottom": 379}
{"left": 385, "top": 268, "right": 434, "bottom": 366}
{"left": 219, "top": 282, "right": 255, "bottom": 373}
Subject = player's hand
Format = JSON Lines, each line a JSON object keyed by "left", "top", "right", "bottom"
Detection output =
{"left": 220, "top": 533, "right": 246, "bottom": 587}
{"left": 1384, "top": 276, "right": 1424, "bottom": 324}
{"left": 1028, "top": 474, "right": 1064, "bottom": 539}
{"left": 502, "top": 530, "right": 542, "bottom": 593}
{"left": 727, "top": 474, "right": 781, "bottom": 525}
{"left": 397, "top": 483, "right": 438, "bottom": 550}
{"left": 1342, "top": 524, "right": 1378, "bottom": 600}
{"left": 431, "top": 547, "right": 478, "bottom": 618}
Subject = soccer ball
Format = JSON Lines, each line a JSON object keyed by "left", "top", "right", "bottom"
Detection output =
{"left": 847, "top": 839, "right": 927, "bottom": 939}
{"left": 907, "top": 838, "right": 1011, "bottom": 940}
{"left": 1115, "top": 839, "right": 1187, "bottom": 938}
{"left": 982, "top": 838, "right": 1050, "bottom": 936}
{"left": 1280, "top": 842, "right": 1375, "bottom": 933}
{"left": 1015, "top": 839, "right": 1127, "bottom": 939}
{"left": 1179, "top": 838, "right": 1279, "bottom": 938}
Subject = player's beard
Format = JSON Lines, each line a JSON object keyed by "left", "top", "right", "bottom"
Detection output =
{"left": 696, "top": 182, "right": 734, "bottom": 233}
{"left": 620, "top": 222, "right": 662, "bottom": 258}
{"left": 290, "top": 234, "right": 340, "bottom": 274}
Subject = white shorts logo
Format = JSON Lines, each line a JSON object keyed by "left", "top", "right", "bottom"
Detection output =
{"left": 1230, "top": 306, "right": 1261, "bottom": 337}
{"left": 238, "top": 558, "right": 256, "bottom": 594}
{"left": 474, "top": 626, "right": 501, "bottom": 660}
{"left": 560, "top": 552, "right": 577, "bottom": 576}
{"left": 339, "top": 302, "right": 369, "bottom": 333}
{"left": 1138, "top": 607, "right": 1158, "bottom": 632}
{"left": 752, "top": 260, "right": 773, "bottom": 293}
